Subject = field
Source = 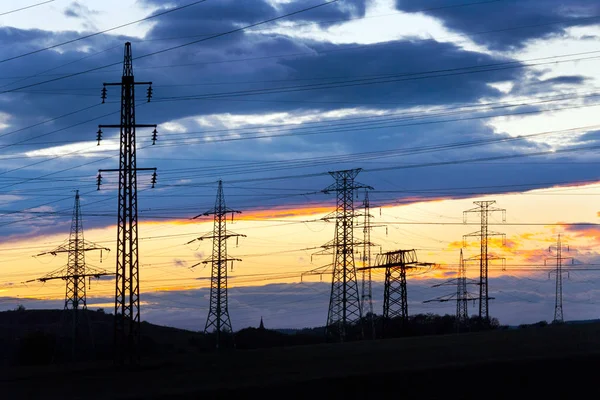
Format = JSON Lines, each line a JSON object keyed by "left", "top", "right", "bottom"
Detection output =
{"left": 2, "top": 321, "right": 599, "bottom": 398}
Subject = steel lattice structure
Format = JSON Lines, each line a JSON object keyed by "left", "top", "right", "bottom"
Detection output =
{"left": 187, "top": 180, "right": 245, "bottom": 349}
{"left": 546, "top": 234, "right": 572, "bottom": 323}
{"left": 96, "top": 42, "right": 158, "bottom": 364}
{"left": 423, "top": 249, "right": 479, "bottom": 327}
{"left": 28, "top": 190, "right": 111, "bottom": 360}
{"left": 358, "top": 249, "right": 433, "bottom": 332}
{"left": 463, "top": 201, "right": 506, "bottom": 321}
{"left": 359, "top": 191, "right": 375, "bottom": 338}
{"left": 319, "top": 169, "right": 372, "bottom": 341}
{"left": 456, "top": 249, "right": 470, "bottom": 322}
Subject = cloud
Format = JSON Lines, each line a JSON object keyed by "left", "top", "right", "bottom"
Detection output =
{"left": 563, "top": 224, "right": 600, "bottom": 242}
{"left": 394, "top": 0, "right": 600, "bottom": 50}
{"left": 5, "top": 272, "right": 600, "bottom": 329}
{"left": 173, "top": 259, "right": 188, "bottom": 268}
{"left": 0, "top": 0, "right": 597, "bottom": 245}
{"left": 63, "top": 2, "right": 99, "bottom": 19}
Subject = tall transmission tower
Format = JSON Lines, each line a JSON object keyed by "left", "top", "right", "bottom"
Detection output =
{"left": 358, "top": 249, "right": 434, "bottom": 335}
{"left": 356, "top": 190, "right": 386, "bottom": 339}
{"left": 323, "top": 169, "right": 372, "bottom": 341}
{"left": 302, "top": 169, "right": 373, "bottom": 341}
{"left": 546, "top": 234, "right": 572, "bottom": 323}
{"left": 423, "top": 249, "right": 479, "bottom": 328}
{"left": 360, "top": 191, "right": 374, "bottom": 336}
{"left": 463, "top": 201, "right": 506, "bottom": 321}
{"left": 27, "top": 190, "right": 111, "bottom": 361}
{"left": 96, "top": 42, "right": 158, "bottom": 364}
{"left": 187, "top": 180, "right": 245, "bottom": 349}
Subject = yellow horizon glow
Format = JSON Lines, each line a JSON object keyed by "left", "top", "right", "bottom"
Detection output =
{"left": 2, "top": 181, "right": 600, "bottom": 303}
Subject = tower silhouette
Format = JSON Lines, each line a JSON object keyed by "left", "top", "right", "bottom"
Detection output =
{"left": 424, "top": 249, "right": 479, "bottom": 329}
{"left": 463, "top": 201, "right": 506, "bottom": 321}
{"left": 359, "top": 249, "right": 434, "bottom": 335}
{"left": 323, "top": 169, "right": 372, "bottom": 341}
{"left": 546, "top": 234, "right": 572, "bottom": 323}
{"left": 96, "top": 42, "right": 158, "bottom": 364}
{"left": 187, "top": 180, "right": 245, "bottom": 348}
{"left": 29, "top": 190, "right": 111, "bottom": 361}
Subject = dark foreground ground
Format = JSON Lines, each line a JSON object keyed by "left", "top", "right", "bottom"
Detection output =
{"left": 2, "top": 322, "right": 599, "bottom": 399}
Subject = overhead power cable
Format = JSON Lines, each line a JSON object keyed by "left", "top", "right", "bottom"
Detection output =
{"left": 4, "top": 9, "right": 600, "bottom": 84}
{"left": 0, "top": 0, "right": 54, "bottom": 16}
{"left": 0, "top": 0, "right": 341, "bottom": 95}
{"left": 20, "top": 50, "right": 600, "bottom": 97}
{"left": 0, "top": 0, "right": 210, "bottom": 65}
{"left": 153, "top": 51, "right": 600, "bottom": 101}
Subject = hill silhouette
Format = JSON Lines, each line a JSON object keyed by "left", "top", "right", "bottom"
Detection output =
{"left": 1, "top": 308, "right": 503, "bottom": 366}
{"left": 2, "top": 315, "right": 600, "bottom": 398}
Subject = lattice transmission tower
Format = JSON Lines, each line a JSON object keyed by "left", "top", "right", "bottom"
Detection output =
{"left": 323, "top": 169, "right": 372, "bottom": 341}
{"left": 28, "top": 190, "right": 111, "bottom": 361}
{"left": 356, "top": 190, "right": 386, "bottom": 339}
{"left": 187, "top": 180, "right": 245, "bottom": 349}
{"left": 423, "top": 249, "right": 479, "bottom": 328}
{"left": 358, "top": 249, "right": 434, "bottom": 335}
{"left": 96, "top": 41, "right": 158, "bottom": 364}
{"left": 302, "top": 169, "right": 372, "bottom": 342}
{"left": 463, "top": 201, "right": 506, "bottom": 321}
{"left": 546, "top": 234, "right": 572, "bottom": 323}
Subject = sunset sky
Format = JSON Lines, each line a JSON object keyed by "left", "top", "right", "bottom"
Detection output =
{"left": 1, "top": 0, "right": 600, "bottom": 330}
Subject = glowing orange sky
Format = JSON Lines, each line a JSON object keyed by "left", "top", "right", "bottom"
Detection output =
{"left": 2, "top": 182, "right": 600, "bottom": 302}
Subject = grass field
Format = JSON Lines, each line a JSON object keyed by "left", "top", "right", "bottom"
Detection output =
{"left": 2, "top": 321, "right": 600, "bottom": 398}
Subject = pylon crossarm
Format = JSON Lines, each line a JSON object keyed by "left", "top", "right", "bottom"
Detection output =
{"left": 186, "top": 232, "right": 246, "bottom": 245}
{"left": 32, "top": 266, "right": 69, "bottom": 282}
{"left": 463, "top": 231, "right": 483, "bottom": 239}
{"left": 34, "top": 244, "right": 69, "bottom": 257}
{"left": 423, "top": 293, "right": 456, "bottom": 303}
{"left": 302, "top": 264, "right": 333, "bottom": 277}
{"left": 432, "top": 277, "right": 479, "bottom": 288}
{"left": 432, "top": 279, "right": 459, "bottom": 288}
{"left": 194, "top": 208, "right": 242, "bottom": 219}
{"left": 200, "top": 257, "right": 242, "bottom": 265}
{"left": 103, "top": 81, "right": 152, "bottom": 86}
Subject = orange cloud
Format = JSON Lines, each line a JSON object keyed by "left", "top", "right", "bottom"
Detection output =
{"left": 563, "top": 225, "right": 600, "bottom": 243}
{"left": 141, "top": 204, "right": 335, "bottom": 227}
{"left": 447, "top": 240, "right": 464, "bottom": 250}
{"left": 516, "top": 248, "right": 549, "bottom": 263}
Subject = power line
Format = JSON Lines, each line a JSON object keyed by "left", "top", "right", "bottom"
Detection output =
{"left": 0, "top": 0, "right": 341, "bottom": 95}
{"left": 6, "top": 0, "right": 584, "bottom": 84}
{"left": 152, "top": 51, "right": 600, "bottom": 101}
{"left": 0, "top": 0, "right": 54, "bottom": 16}
{"left": 0, "top": 0, "right": 209, "bottom": 65}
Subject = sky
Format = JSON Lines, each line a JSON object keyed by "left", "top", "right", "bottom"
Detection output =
{"left": 1, "top": 0, "right": 600, "bottom": 331}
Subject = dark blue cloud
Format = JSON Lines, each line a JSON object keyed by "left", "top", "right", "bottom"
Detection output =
{"left": 0, "top": 0, "right": 596, "bottom": 243}
{"left": 395, "top": 0, "right": 600, "bottom": 50}
{"left": 140, "top": 0, "right": 367, "bottom": 29}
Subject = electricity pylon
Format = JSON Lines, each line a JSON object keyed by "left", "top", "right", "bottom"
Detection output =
{"left": 187, "top": 180, "right": 245, "bottom": 349}
{"left": 28, "top": 190, "right": 111, "bottom": 361}
{"left": 546, "top": 234, "right": 572, "bottom": 323}
{"left": 358, "top": 249, "right": 434, "bottom": 335}
{"left": 96, "top": 41, "right": 158, "bottom": 364}
{"left": 355, "top": 190, "right": 386, "bottom": 339}
{"left": 309, "top": 169, "right": 372, "bottom": 342}
{"left": 463, "top": 201, "right": 506, "bottom": 321}
{"left": 424, "top": 249, "right": 479, "bottom": 329}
